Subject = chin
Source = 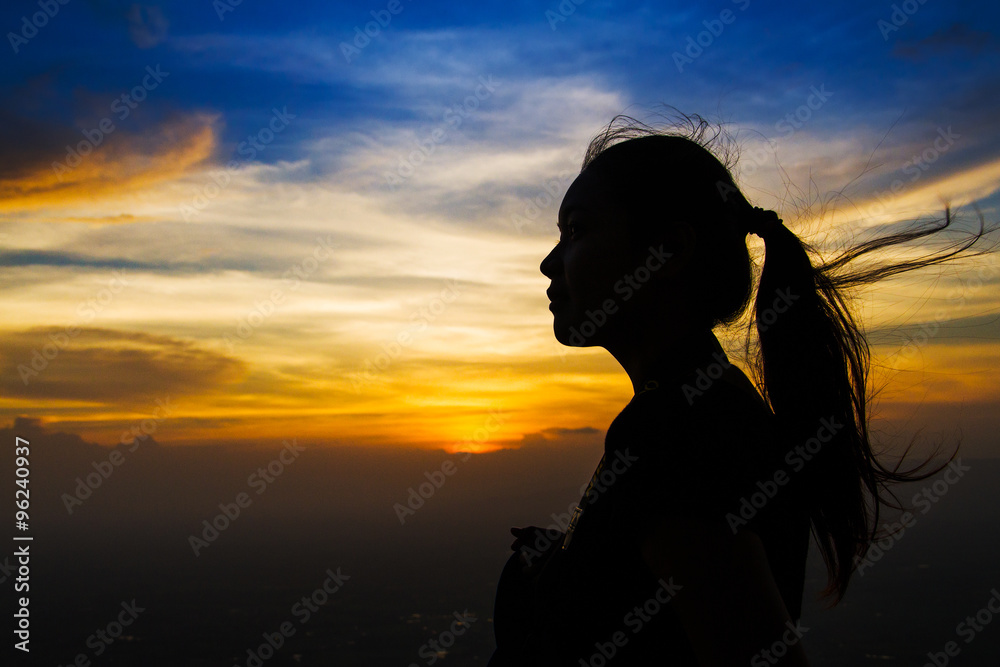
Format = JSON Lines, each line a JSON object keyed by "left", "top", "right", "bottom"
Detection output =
{"left": 551, "top": 310, "right": 601, "bottom": 348}
{"left": 552, "top": 327, "right": 578, "bottom": 347}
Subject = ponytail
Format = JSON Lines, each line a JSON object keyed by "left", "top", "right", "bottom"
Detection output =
{"left": 749, "top": 206, "right": 989, "bottom": 603}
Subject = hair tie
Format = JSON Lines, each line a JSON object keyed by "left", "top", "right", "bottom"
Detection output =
{"left": 746, "top": 207, "right": 784, "bottom": 239}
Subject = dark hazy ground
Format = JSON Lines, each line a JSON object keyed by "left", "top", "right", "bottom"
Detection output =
{"left": 2, "top": 417, "right": 999, "bottom": 666}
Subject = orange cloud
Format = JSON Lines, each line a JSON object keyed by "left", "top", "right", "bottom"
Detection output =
{"left": 0, "top": 113, "right": 218, "bottom": 214}
{"left": 61, "top": 214, "right": 149, "bottom": 224}
{"left": 874, "top": 340, "right": 1000, "bottom": 408}
{"left": 0, "top": 326, "right": 246, "bottom": 404}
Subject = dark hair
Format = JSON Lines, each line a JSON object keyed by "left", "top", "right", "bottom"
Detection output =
{"left": 580, "top": 110, "right": 994, "bottom": 604}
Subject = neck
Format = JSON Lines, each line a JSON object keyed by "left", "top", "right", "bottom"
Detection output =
{"left": 607, "top": 327, "right": 725, "bottom": 395}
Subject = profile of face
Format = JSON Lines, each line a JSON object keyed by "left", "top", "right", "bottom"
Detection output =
{"left": 539, "top": 167, "right": 677, "bottom": 349}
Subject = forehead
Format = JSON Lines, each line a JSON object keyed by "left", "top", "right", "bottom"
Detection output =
{"left": 558, "top": 168, "right": 609, "bottom": 222}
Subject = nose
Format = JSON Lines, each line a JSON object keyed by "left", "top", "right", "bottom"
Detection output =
{"left": 540, "top": 243, "right": 560, "bottom": 278}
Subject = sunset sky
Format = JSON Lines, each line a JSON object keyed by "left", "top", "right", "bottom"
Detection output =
{"left": 1, "top": 0, "right": 998, "bottom": 456}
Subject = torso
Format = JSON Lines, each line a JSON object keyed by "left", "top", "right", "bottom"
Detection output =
{"left": 491, "top": 347, "right": 811, "bottom": 666}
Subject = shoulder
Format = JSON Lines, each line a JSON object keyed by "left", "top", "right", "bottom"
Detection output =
{"left": 624, "top": 363, "right": 777, "bottom": 469}
{"left": 602, "top": 364, "right": 791, "bottom": 535}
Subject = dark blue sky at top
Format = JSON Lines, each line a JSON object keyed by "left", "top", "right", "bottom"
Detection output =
{"left": 1, "top": 0, "right": 998, "bottom": 186}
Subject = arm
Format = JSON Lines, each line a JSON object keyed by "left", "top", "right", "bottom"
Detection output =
{"left": 640, "top": 515, "right": 811, "bottom": 666}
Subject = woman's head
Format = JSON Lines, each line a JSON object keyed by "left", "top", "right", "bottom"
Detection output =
{"left": 540, "top": 124, "right": 755, "bottom": 349}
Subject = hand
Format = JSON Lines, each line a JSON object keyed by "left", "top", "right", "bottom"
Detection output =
{"left": 509, "top": 526, "right": 566, "bottom": 575}
{"left": 509, "top": 525, "right": 564, "bottom": 550}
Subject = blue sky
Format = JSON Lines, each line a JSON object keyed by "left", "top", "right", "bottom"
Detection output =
{"left": 5, "top": 0, "right": 998, "bottom": 184}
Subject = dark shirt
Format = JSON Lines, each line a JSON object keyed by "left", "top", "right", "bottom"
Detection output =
{"left": 490, "top": 334, "right": 811, "bottom": 665}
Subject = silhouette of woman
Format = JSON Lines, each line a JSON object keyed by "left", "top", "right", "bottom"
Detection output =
{"left": 488, "top": 113, "right": 989, "bottom": 666}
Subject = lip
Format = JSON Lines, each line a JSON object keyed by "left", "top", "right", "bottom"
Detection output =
{"left": 548, "top": 300, "right": 567, "bottom": 311}
{"left": 546, "top": 287, "right": 569, "bottom": 302}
